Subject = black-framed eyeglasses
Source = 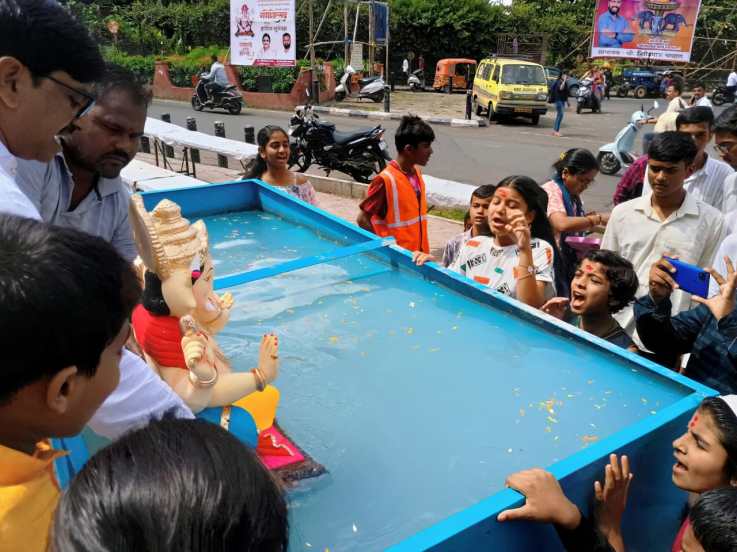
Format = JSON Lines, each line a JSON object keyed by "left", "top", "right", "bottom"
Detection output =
{"left": 715, "top": 142, "right": 737, "bottom": 155}
{"left": 44, "top": 75, "right": 96, "bottom": 119}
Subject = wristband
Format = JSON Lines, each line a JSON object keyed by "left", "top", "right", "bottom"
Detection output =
{"left": 251, "top": 368, "right": 267, "bottom": 391}
{"left": 188, "top": 367, "right": 218, "bottom": 388}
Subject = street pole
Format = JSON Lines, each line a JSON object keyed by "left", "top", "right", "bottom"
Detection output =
{"left": 309, "top": 0, "right": 319, "bottom": 104}
{"left": 369, "top": 0, "right": 375, "bottom": 76}
{"left": 344, "top": 2, "right": 349, "bottom": 64}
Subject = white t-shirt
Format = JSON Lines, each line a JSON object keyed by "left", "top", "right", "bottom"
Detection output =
{"left": 666, "top": 96, "right": 688, "bottom": 113}
{"left": 694, "top": 96, "right": 713, "bottom": 108}
{"left": 727, "top": 72, "right": 737, "bottom": 88}
{"left": 450, "top": 236, "right": 555, "bottom": 299}
{"left": 0, "top": 140, "right": 41, "bottom": 220}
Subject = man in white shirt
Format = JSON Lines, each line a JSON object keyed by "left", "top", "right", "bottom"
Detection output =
{"left": 642, "top": 107, "right": 735, "bottom": 214}
{"left": 602, "top": 132, "right": 725, "bottom": 345}
{"left": 689, "top": 81, "right": 713, "bottom": 108}
{"left": 0, "top": 0, "right": 105, "bottom": 220}
{"left": 726, "top": 70, "right": 737, "bottom": 97}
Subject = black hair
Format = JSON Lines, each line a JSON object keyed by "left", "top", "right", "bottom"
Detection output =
{"left": 95, "top": 64, "right": 153, "bottom": 108}
{"left": 553, "top": 148, "right": 599, "bottom": 180}
{"left": 698, "top": 396, "right": 737, "bottom": 480}
{"left": 53, "top": 417, "right": 289, "bottom": 552}
{"left": 0, "top": 215, "right": 140, "bottom": 404}
{"left": 580, "top": 249, "right": 638, "bottom": 314}
{"left": 471, "top": 184, "right": 496, "bottom": 201}
{"left": 211, "top": 54, "right": 218, "bottom": 63}
{"left": 690, "top": 487, "right": 737, "bottom": 552}
{"left": 0, "top": 0, "right": 105, "bottom": 83}
{"left": 668, "top": 79, "right": 683, "bottom": 95}
{"left": 495, "top": 176, "right": 566, "bottom": 293}
{"left": 283, "top": 33, "right": 291, "bottom": 38}
{"left": 691, "top": 80, "right": 707, "bottom": 90}
{"left": 262, "top": 33, "right": 271, "bottom": 41}
{"left": 677, "top": 106, "right": 714, "bottom": 129}
{"left": 245, "top": 125, "right": 289, "bottom": 179}
{"left": 715, "top": 105, "right": 737, "bottom": 137}
{"left": 395, "top": 115, "right": 435, "bottom": 152}
{"left": 648, "top": 131, "right": 698, "bottom": 165}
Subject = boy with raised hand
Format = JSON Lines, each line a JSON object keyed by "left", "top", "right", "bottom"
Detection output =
{"left": 601, "top": 131, "right": 725, "bottom": 347}
{"left": 0, "top": 215, "right": 140, "bottom": 551}
{"left": 357, "top": 115, "right": 435, "bottom": 253}
{"left": 0, "top": 0, "right": 105, "bottom": 219}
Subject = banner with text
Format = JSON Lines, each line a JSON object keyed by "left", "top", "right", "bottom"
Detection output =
{"left": 591, "top": 0, "right": 702, "bottom": 63}
{"left": 231, "top": 0, "right": 296, "bottom": 66}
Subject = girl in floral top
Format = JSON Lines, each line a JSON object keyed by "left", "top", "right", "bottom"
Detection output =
{"left": 246, "top": 125, "right": 319, "bottom": 206}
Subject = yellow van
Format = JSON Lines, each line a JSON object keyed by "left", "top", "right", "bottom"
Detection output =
{"left": 472, "top": 57, "right": 548, "bottom": 125}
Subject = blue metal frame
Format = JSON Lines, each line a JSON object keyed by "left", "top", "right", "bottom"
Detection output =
{"left": 128, "top": 179, "right": 717, "bottom": 549}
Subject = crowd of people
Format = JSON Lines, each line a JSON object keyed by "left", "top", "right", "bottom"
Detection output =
{"left": 3, "top": 0, "right": 737, "bottom": 551}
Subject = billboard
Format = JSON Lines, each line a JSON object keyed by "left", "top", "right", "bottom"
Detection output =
{"left": 231, "top": 0, "right": 296, "bottom": 67}
{"left": 591, "top": 0, "right": 702, "bottom": 63}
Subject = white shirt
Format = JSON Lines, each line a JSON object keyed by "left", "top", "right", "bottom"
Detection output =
{"left": 16, "top": 153, "right": 138, "bottom": 261}
{"left": 204, "top": 62, "right": 229, "bottom": 86}
{"left": 728, "top": 72, "right": 737, "bottom": 87}
{"left": 642, "top": 155, "right": 736, "bottom": 214}
{"left": 694, "top": 96, "right": 713, "bottom": 108}
{"left": 666, "top": 96, "right": 687, "bottom": 113}
{"left": 601, "top": 192, "right": 725, "bottom": 342}
{"left": 450, "top": 236, "right": 555, "bottom": 299}
{"left": 0, "top": 140, "right": 41, "bottom": 220}
{"left": 88, "top": 349, "right": 193, "bottom": 440}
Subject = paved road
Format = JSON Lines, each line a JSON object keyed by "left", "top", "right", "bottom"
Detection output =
{"left": 148, "top": 96, "right": 722, "bottom": 213}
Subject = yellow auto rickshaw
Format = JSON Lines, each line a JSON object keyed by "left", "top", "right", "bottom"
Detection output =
{"left": 432, "top": 58, "right": 477, "bottom": 93}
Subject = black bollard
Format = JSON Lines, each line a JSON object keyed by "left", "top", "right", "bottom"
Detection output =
{"left": 160, "top": 113, "right": 175, "bottom": 158}
{"left": 383, "top": 85, "right": 391, "bottom": 113}
{"left": 140, "top": 135, "right": 150, "bottom": 154}
{"left": 185, "top": 117, "right": 200, "bottom": 163}
{"left": 214, "top": 121, "right": 228, "bottom": 168}
{"left": 244, "top": 125, "right": 255, "bottom": 144}
{"left": 465, "top": 89, "right": 472, "bottom": 120}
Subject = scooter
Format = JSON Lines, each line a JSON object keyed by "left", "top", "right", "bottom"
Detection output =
{"left": 712, "top": 85, "right": 736, "bottom": 106}
{"left": 597, "top": 101, "right": 658, "bottom": 175}
{"left": 335, "top": 65, "right": 386, "bottom": 103}
{"left": 407, "top": 69, "right": 424, "bottom": 92}
{"left": 575, "top": 78, "right": 601, "bottom": 114}
{"left": 192, "top": 75, "right": 243, "bottom": 115}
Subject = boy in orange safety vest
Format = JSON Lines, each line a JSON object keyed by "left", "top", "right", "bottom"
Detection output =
{"left": 357, "top": 115, "right": 435, "bottom": 253}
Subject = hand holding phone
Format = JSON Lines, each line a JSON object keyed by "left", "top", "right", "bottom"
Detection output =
{"left": 664, "top": 256, "right": 710, "bottom": 298}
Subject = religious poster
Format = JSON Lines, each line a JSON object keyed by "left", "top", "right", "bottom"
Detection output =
{"left": 590, "top": 0, "right": 702, "bottom": 63}
{"left": 230, "top": 0, "right": 296, "bottom": 66}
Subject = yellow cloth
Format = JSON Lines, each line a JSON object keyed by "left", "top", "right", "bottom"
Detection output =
{"left": 0, "top": 441, "right": 66, "bottom": 552}
{"left": 233, "top": 384, "right": 280, "bottom": 431}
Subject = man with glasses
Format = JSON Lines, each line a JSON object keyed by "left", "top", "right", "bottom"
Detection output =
{"left": 714, "top": 105, "right": 737, "bottom": 171}
{"left": 0, "top": 0, "right": 105, "bottom": 220}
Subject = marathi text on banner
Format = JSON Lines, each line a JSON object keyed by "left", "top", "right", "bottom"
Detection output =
{"left": 590, "top": 0, "right": 702, "bottom": 63}
{"left": 230, "top": 0, "right": 296, "bottom": 67}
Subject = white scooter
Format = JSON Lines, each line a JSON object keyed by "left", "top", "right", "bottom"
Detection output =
{"left": 597, "top": 101, "right": 658, "bottom": 175}
{"left": 407, "top": 69, "right": 424, "bottom": 92}
{"left": 335, "top": 65, "right": 386, "bottom": 103}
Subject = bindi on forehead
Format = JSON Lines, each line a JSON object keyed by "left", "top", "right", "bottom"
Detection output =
{"left": 689, "top": 413, "right": 700, "bottom": 429}
{"left": 496, "top": 188, "right": 509, "bottom": 198}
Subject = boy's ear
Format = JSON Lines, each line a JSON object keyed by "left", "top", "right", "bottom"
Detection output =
{"left": 684, "top": 160, "right": 695, "bottom": 179}
{"left": 0, "top": 57, "right": 24, "bottom": 110}
{"left": 45, "top": 366, "right": 79, "bottom": 415}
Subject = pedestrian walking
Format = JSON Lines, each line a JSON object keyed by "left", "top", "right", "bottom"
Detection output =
{"left": 550, "top": 70, "right": 569, "bottom": 137}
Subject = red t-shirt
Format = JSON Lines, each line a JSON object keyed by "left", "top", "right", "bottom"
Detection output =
{"left": 358, "top": 161, "right": 421, "bottom": 219}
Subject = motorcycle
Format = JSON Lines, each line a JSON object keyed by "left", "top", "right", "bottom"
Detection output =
{"left": 407, "top": 69, "right": 424, "bottom": 92}
{"left": 576, "top": 78, "right": 601, "bottom": 114}
{"left": 712, "top": 85, "right": 736, "bottom": 106}
{"left": 192, "top": 75, "right": 243, "bottom": 115}
{"left": 335, "top": 65, "right": 386, "bottom": 103}
{"left": 597, "top": 101, "right": 658, "bottom": 175}
{"left": 287, "top": 102, "right": 391, "bottom": 183}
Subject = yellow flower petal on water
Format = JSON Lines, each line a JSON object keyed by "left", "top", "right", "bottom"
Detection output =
{"left": 428, "top": 347, "right": 440, "bottom": 353}
{"left": 547, "top": 416, "right": 558, "bottom": 424}
{"left": 329, "top": 336, "right": 339, "bottom": 344}
{"left": 545, "top": 426, "right": 552, "bottom": 433}
{"left": 519, "top": 408, "right": 526, "bottom": 417}
{"left": 406, "top": 327, "right": 414, "bottom": 335}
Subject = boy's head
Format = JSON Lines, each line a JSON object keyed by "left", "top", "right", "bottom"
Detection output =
{"left": 666, "top": 79, "right": 683, "bottom": 100}
{"left": 394, "top": 115, "right": 435, "bottom": 167}
{"left": 0, "top": 0, "right": 105, "bottom": 162}
{"left": 647, "top": 131, "right": 697, "bottom": 200}
{"left": 468, "top": 184, "right": 495, "bottom": 234}
{"left": 569, "top": 250, "right": 638, "bottom": 316}
{"left": 691, "top": 81, "right": 707, "bottom": 100}
{"left": 0, "top": 216, "right": 140, "bottom": 445}
{"left": 684, "top": 487, "right": 737, "bottom": 552}
{"left": 677, "top": 106, "right": 715, "bottom": 157}
{"left": 714, "top": 105, "right": 737, "bottom": 169}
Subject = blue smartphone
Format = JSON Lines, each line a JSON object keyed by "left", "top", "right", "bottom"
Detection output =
{"left": 664, "top": 257, "right": 710, "bottom": 298}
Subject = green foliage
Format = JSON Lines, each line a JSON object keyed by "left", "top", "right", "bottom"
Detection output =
{"left": 239, "top": 67, "right": 300, "bottom": 93}
{"left": 102, "top": 47, "right": 155, "bottom": 83}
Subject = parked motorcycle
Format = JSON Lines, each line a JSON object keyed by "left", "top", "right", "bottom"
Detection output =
{"left": 597, "top": 101, "right": 657, "bottom": 175}
{"left": 576, "top": 78, "right": 601, "bottom": 114}
{"left": 192, "top": 75, "right": 243, "bottom": 115}
{"left": 335, "top": 65, "right": 386, "bottom": 103}
{"left": 712, "top": 85, "right": 736, "bottom": 106}
{"left": 287, "top": 104, "right": 391, "bottom": 183}
{"left": 408, "top": 69, "right": 424, "bottom": 92}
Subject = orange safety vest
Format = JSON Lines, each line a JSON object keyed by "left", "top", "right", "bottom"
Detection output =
{"left": 371, "top": 163, "right": 430, "bottom": 253}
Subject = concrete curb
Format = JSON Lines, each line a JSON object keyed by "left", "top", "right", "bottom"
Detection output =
{"left": 298, "top": 105, "right": 488, "bottom": 128}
